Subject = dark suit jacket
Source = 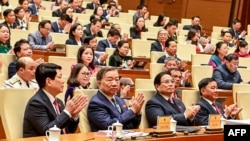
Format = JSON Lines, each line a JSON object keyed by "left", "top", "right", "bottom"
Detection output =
{"left": 183, "top": 25, "right": 192, "bottom": 30}
{"left": 28, "top": 31, "right": 53, "bottom": 50}
{"left": 8, "top": 60, "right": 17, "bottom": 79}
{"left": 96, "top": 39, "right": 117, "bottom": 52}
{"left": 195, "top": 98, "right": 225, "bottom": 125}
{"left": 51, "top": 22, "right": 62, "bottom": 33}
{"left": 1, "top": 21, "right": 18, "bottom": 29}
{"left": 23, "top": 89, "right": 79, "bottom": 137}
{"left": 150, "top": 40, "right": 164, "bottom": 52}
{"left": 52, "top": 9, "right": 62, "bottom": 17}
{"left": 28, "top": 4, "right": 39, "bottom": 16}
{"left": 129, "top": 27, "right": 148, "bottom": 39}
{"left": 229, "top": 27, "right": 244, "bottom": 40}
{"left": 84, "top": 27, "right": 103, "bottom": 38}
{"left": 86, "top": 3, "right": 99, "bottom": 9}
{"left": 87, "top": 90, "right": 141, "bottom": 131}
{"left": 65, "top": 38, "right": 84, "bottom": 46}
{"left": 146, "top": 93, "right": 195, "bottom": 128}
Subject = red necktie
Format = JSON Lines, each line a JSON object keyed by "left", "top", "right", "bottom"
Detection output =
{"left": 212, "top": 103, "right": 221, "bottom": 115}
{"left": 53, "top": 99, "right": 67, "bottom": 134}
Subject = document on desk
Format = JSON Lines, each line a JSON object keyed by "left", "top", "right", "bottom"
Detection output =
{"left": 226, "top": 119, "right": 250, "bottom": 125}
{"left": 98, "top": 130, "right": 148, "bottom": 137}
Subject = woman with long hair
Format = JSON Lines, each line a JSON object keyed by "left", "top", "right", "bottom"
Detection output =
{"left": 129, "top": 16, "right": 148, "bottom": 39}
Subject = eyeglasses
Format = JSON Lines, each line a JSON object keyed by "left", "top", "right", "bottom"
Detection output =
{"left": 161, "top": 79, "right": 175, "bottom": 84}
{"left": 81, "top": 72, "right": 92, "bottom": 77}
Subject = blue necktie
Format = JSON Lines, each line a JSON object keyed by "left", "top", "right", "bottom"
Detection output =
{"left": 41, "top": 37, "right": 46, "bottom": 45}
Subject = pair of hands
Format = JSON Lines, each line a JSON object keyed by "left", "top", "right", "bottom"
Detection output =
{"left": 185, "top": 105, "right": 200, "bottom": 120}
{"left": 224, "top": 103, "right": 242, "bottom": 118}
{"left": 99, "top": 53, "right": 109, "bottom": 64}
{"left": 65, "top": 95, "right": 88, "bottom": 118}
{"left": 129, "top": 92, "right": 144, "bottom": 115}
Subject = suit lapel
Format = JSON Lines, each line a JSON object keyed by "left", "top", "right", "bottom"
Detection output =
{"left": 97, "top": 91, "right": 122, "bottom": 114}
{"left": 156, "top": 93, "right": 179, "bottom": 114}
{"left": 39, "top": 89, "right": 58, "bottom": 118}
{"left": 201, "top": 98, "right": 217, "bottom": 114}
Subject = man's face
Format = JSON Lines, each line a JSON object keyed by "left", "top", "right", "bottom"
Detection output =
{"left": 226, "top": 59, "right": 239, "bottom": 73}
{"left": 201, "top": 81, "right": 218, "bottom": 101}
{"left": 60, "top": 1, "right": 69, "bottom": 10}
{"left": 155, "top": 74, "right": 175, "bottom": 96}
{"left": 157, "top": 30, "right": 168, "bottom": 43}
{"left": 192, "top": 17, "right": 200, "bottom": 25}
{"left": 164, "top": 60, "right": 177, "bottom": 71}
{"left": 170, "top": 70, "right": 182, "bottom": 87}
{"left": 97, "top": 70, "right": 120, "bottom": 97}
{"left": 19, "top": 58, "right": 36, "bottom": 82}
{"left": 166, "top": 41, "right": 177, "bottom": 56}
{"left": 91, "top": 21, "right": 101, "bottom": 34}
{"left": 39, "top": 23, "right": 51, "bottom": 37}
{"left": 108, "top": 35, "right": 120, "bottom": 45}
{"left": 47, "top": 69, "right": 64, "bottom": 96}
{"left": 167, "top": 25, "right": 177, "bottom": 36}
{"left": 71, "top": 0, "right": 79, "bottom": 9}
{"left": 17, "top": 43, "right": 32, "bottom": 57}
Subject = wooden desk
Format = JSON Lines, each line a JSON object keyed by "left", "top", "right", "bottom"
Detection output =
{"left": 134, "top": 57, "right": 150, "bottom": 70}
{"left": 32, "top": 50, "right": 66, "bottom": 62}
{"left": 0, "top": 128, "right": 223, "bottom": 141}
{"left": 30, "top": 16, "right": 38, "bottom": 22}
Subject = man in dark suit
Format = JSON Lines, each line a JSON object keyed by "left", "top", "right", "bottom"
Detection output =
{"left": 157, "top": 39, "right": 181, "bottom": 63}
{"left": 2, "top": 9, "right": 18, "bottom": 29}
{"left": 146, "top": 72, "right": 200, "bottom": 128}
{"left": 96, "top": 28, "right": 120, "bottom": 52}
{"left": 183, "top": 16, "right": 200, "bottom": 30}
{"left": 228, "top": 19, "right": 247, "bottom": 40}
{"left": 28, "top": 0, "right": 46, "bottom": 16}
{"left": 52, "top": 0, "right": 69, "bottom": 17}
{"left": 51, "top": 14, "right": 72, "bottom": 33}
{"left": 69, "top": 0, "right": 83, "bottom": 13}
{"left": 23, "top": 63, "right": 88, "bottom": 137}
{"left": 195, "top": 78, "right": 242, "bottom": 125}
{"left": 84, "top": 18, "right": 103, "bottom": 37}
{"left": 150, "top": 29, "right": 168, "bottom": 52}
{"left": 87, "top": 67, "right": 144, "bottom": 131}
{"left": 86, "top": 0, "right": 100, "bottom": 9}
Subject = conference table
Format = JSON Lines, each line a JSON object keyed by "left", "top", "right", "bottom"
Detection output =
{"left": 0, "top": 128, "right": 223, "bottom": 141}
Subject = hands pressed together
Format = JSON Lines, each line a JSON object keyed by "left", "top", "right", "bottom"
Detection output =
{"left": 185, "top": 105, "right": 200, "bottom": 120}
{"left": 65, "top": 95, "right": 88, "bottom": 118}
{"left": 129, "top": 92, "right": 145, "bottom": 115}
{"left": 224, "top": 103, "right": 242, "bottom": 118}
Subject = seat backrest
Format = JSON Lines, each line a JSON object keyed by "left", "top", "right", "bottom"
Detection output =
{"left": 239, "top": 57, "right": 250, "bottom": 68}
{"left": 149, "top": 63, "right": 164, "bottom": 79}
{"left": 48, "top": 56, "right": 76, "bottom": 77}
{"left": 10, "top": 29, "right": 30, "bottom": 47}
{"left": 147, "top": 26, "right": 161, "bottom": 33}
{"left": 177, "top": 44, "right": 196, "bottom": 61}
{"left": 232, "top": 84, "right": 250, "bottom": 103}
{"left": 89, "top": 77, "right": 98, "bottom": 89}
{"left": 181, "top": 18, "right": 191, "bottom": 25}
{"left": 235, "top": 91, "right": 250, "bottom": 120}
{"left": 105, "top": 48, "right": 115, "bottom": 66}
{"left": 0, "top": 73, "right": 5, "bottom": 87}
{"left": 141, "top": 32, "right": 157, "bottom": 40}
{"left": 182, "top": 89, "right": 200, "bottom": 107}
{"left": 150, "top": 51, "right": 165, "bottom": 63}
{"left": 50, "top": 32, "right": 68, "bottom": 44}
{"left": 38, "top": 10, "right": 52, "bottom": 22}
{"left": 41, "top": 16, "right": 58, "bottom": 22}
{"left": 191, "top": 65, "right": 213, "bottom": 88}
{"left": 191, "top": 54, "right": 211, "bottom": 66}
{"left": 132, "top": 40, "right": 153, "bottom": 58}
{"left": 28, "top": 22, "right": 39, "bottom": 32}
{"left": 73, "top": 89, "right": 98, "bottom": 133}
{"left": 178, "top": 30, "right": 189, "bottom": 36}
{"left": 0, "top": 54, "right": 15, "bottom": 79}
{"left": 66, "top": 45, "right": 80, "bottom": 57}
{"left": 135, "top": 78, "right": 154, "bottom": 90}
{"left": 0, "top": 88, "right": 34, "bottom": 139}
{"left": 212, "top": 26, "right": 229, "bottom": 33}
{"left": 135, "top": 89, "right": 155, "bottom": 129}
{"left": 237, "top": 68, "right": 250, "bottom": 82}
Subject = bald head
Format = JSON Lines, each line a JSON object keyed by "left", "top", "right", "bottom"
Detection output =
{"left": 16, "top": 57, "right": 36, "bottom": 81}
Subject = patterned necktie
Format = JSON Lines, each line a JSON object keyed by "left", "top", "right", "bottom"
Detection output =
{"left": 111, "top": 98, "right": 121, "bottom": 113}
{"left": 53, "top": 99, "right": 67, "bottom": 134}
{"left": 41, "top": 37, "right": 46, "bottom": 45}
{"left": 212, "top": 103, "right": 221, "bottom": 115}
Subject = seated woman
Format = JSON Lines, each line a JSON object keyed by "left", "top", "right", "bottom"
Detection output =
{"left": 62, "top": 6, "right": 77, "bottom": 24}
{"left": 234, "top": 40, "right": 250, "bottom": 58}
{"left": 93, "top": 5, "right": 106, "bottom": 23}
{"left": 208, "top": 41, "right": 229, "bottom": 69}
{"left": 0, "top": 24, "right": 12, "bottom": 53}
{"left": 65, "top": 23, "right": 84, "bottom": 46}
{"left": 64, "top": 63, "right": 91, "bottom": 103}
{"left": 153, "top": 13, "right": 167, "bottom": 27}
{"left": 77, "top": 46, "right": 99, "bottom": 76}
{"left": 185, "top": 29, "right": 202, "bottom": 52}
{"left": 130, "top": 16, "right": 148, "bottom": 39}
{"left": 109, "top": 40, "right": 134, "bottom": 69}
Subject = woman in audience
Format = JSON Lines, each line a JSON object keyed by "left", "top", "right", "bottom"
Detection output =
{"left": 208, "top": 41, "right": 228, "bottom": 69}
{"left": 64, "top": 63, "right": 91, "bottom": 103}
{"left": 93, "top": 5, "right": 106, "bottom": 22}
{"left": 130, "top": 16, "right": 148, "bottom": 39}
{"left": 150, "top": 28, "right": 168, "bottom": 52}
{"left": 0, "top": 23, "right": 11, "bottom": 53}
{"left": 77, "top": 46, "right": 99, "bottom": 76}
{"left": 65, "top": 23, "right": 84, "bottom": 46}
{"left": 153, "top": 13, "right": 167, "bottom": 27}
{"left": 109, "top": 40, "right": 134, "bottom": 68}
{"left": 18, "top": 0, "right": 30, "bottom": 13}
{"left": 62, "top": 6, "right": 77, "bottom": 24}
{"left": 234, "top": 40, "right": 250, "bottom": 58}
{"left": 185, "top": 29, "right": 202, "bottom": 52}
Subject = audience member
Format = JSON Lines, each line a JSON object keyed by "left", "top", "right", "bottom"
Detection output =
{"left": 4, "top": 56, "right": 38, "bottom": 89}
{"left": 28, "top": 20, "right": 54, "bottom": 50}
{"left": 28, "top": 0, "right": 46, "bottom": 16}
{"left": 110, "top": 23, "right": 129, "bottom": 40}
{"left": 52, "top": 0, "right": 69, "bottom": 17}
{"left": 18, "top": 0, "right": 30, "bottom": 13}
{"left": 195, "top": 78, "right": 242, "bottom": 125}
{"left": 132, "top": 4, "right": 149, "bottom": 24}
{"left": 65, "top": 63, "right": 91, "bottom": 103}
{"left": 229, "top": 19, "right": 247, "bottom": 40}
{"left": 109, "top": 40, "right": 134, "bottom": 68}
{"left": 212, "top": 54, "right": 243, "bottom": 90}
{"left": 83, "top": 18, "right": 103, "bottom": 37}
{"left": 164, "top": 21, "right": 178, "bottom": 42}
{"left": 23, "top": 63, "right": 88, "bottom": 137}
{"left": 150, "top": 29, "right": 168, "bottom": 52}
{"left": 130, "top": 16, "right": 148, "bottom": 39}
{"left": 146, "top": 72, "right": 200, "bottom": 127}
{"left": 0, "top": 23, "right": 11, "bottom": 53}
{"left": 86, "top": 0, "right": 100, "bottom": 10}
{"left": 234, "top": 40, "right": 250, "bottom": 58}
{"left": 183, "top": 16, "right": 201, "bottom": 30}
{"left": 87, "top": 67, "right": 144, "bottom": 131}
{"left": 65, "top": 23, "right": 84, "bottom": 46}
{"left": 153, "top": 13, "right": 167, "bottom": 27}
{"left": 208, "top": 41, "right": 228, "bottom": 69}
{"left": 96, "top": 28, "right": 120, "bottom": 52}
{"left": 14, "top": 7, "right": 30, "bottom": 30}
{"left": 221, "top": 31, "right": 234, "bottom": 48}
{"left": 68, "top": 0, "right": 82, "bottom": 13}
{"left": 51, "top": 14, "right": 72, "bottom": 33}
{"left": 185, "top": 29, "right": 202, "bottom": 52}
{"left": 2, "top": 9, "right": 18, "bottom": 29}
